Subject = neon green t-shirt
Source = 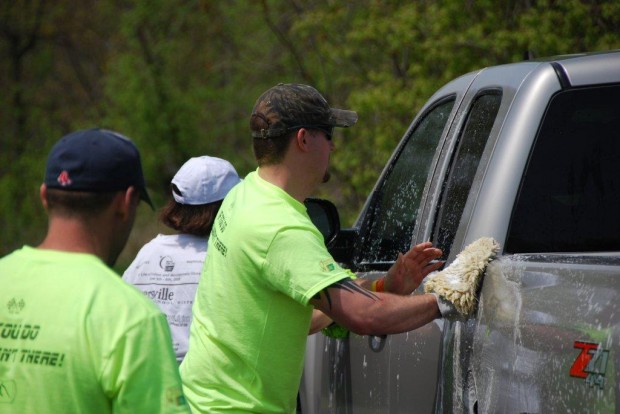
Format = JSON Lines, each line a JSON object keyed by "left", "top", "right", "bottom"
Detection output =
{"left": 0, "top": 246, "right": 189, "bottom": 414}
{"left": 180, "top": 170, "right": 351, "bottom": 413}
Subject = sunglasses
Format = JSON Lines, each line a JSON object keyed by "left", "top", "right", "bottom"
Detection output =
{"left": 289, "top": 125, "right": 333, "bottom": 141}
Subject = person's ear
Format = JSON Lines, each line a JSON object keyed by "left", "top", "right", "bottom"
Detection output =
{"left": 296, "top": 128, "right": 310, "bottom": 151}
{"left": 115, "top": 187, "right": 139, "bottom": 219}
{"left": 39, "top": 184, "right": 49, "bottom": 210}
{"left": 126, "top": 186, "right": 140, "bottom": 208}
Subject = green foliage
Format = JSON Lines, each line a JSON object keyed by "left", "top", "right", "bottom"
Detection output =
{"left": 1, "top": 0, "right": 619, "bottom": 255}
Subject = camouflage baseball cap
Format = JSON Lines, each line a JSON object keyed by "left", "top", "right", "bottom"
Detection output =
{"left": 250, "top": 83, "right": 358, "bottom": 138}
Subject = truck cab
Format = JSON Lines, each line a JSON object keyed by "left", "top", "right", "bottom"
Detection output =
{"left": 302, "top": 50, "right": 620, "bottom": 413}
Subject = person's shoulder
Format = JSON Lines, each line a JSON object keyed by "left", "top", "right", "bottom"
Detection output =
{"left": 133, "top": 233, "right": 171, "bottom": 251}
{"left": 0, "top": 247, "right": 22, "bottom": 265}
{"left": 0, "top": 245, "right": 36, "bottom": 260}
{"left": 103, "top": 272, "right": 160, "bottom": 309}
{"left": 63, "top": 255, "right": 161, "bottom": 316}
{"left": 122, "top": 234, "right": 173, "bottom": 274}
{"left": 86, "top": 275, "right": 165, "bottom": 333}
{"left": 0, "top": 247, "right": 101, "bottom": 273}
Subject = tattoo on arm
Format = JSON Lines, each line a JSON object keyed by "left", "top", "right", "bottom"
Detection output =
{"left": 313, "top": 278, "right": 379, "bottom": 310}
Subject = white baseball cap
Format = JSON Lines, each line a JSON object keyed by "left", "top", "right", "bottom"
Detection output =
{"left": 171, "top": 156, "right": 241, "bottom": 205}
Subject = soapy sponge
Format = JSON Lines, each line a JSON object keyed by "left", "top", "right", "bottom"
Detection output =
{"left": 424, "top": 237, "right": 500, "bottom": 317}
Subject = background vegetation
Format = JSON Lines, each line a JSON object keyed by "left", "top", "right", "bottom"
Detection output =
{"left": 2, "top": 0, "right": 619, "bottom": 269}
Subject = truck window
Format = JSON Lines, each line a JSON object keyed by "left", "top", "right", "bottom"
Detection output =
{"left": 359, "top": 98, "right": 455, "bottom": 265}
{"left": 432, "top": 90, "right": 502, "bottom": 258}
{"left": 506, "top": 84, "right": 620, "bottom": 253}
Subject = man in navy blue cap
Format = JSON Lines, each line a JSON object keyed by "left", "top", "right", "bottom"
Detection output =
{"left": 44, "top": 128, "right": 154, "bottom": 209}
{"left": 0, "top": 128, "right": 190, "bottom": 413}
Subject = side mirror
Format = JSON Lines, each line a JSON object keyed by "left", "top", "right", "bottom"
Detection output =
{"left": 304, "top": 197, "right": 340, "bottom": 247}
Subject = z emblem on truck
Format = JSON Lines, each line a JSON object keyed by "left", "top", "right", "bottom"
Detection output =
{"left": 569, "top": 341, "right": 609, "bottom": 390}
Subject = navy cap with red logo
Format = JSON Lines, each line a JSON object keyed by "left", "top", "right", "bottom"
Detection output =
{"left": 44, "top": 128, "right": 154, "bottom": 209}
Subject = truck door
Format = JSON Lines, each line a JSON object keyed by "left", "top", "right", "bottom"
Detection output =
{"left": 425, "top": 89, "right": 503, "bottom": 413}
{"left": 299, "top": 71, "right": 480, "bottom": 414}
{"left": 332, "top": 69, "right": 487, "bottom": 412}
{"left": 343, "top": 96, "right": 456, "bottom": 414}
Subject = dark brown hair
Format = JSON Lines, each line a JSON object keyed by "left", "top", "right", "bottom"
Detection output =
{"left": 45, "top": 188, "right": 117, "bottom": 218}
{"left": 251, "top": 113, "right": 296, "bottom": 166}
{"left": 160, "top": 197, "right": 222, "bottom": 237}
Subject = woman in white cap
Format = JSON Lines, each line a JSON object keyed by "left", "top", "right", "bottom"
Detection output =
{"left": 123, "top": 156, "right": 241, "bottom": 363}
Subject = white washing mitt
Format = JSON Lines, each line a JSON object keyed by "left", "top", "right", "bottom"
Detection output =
{"left": 424, "top": 237, "right": 500, "bottom": 317}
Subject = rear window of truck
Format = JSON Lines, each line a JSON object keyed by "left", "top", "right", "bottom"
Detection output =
{"left": 506, "top": 84, "right": 620, "bottom": 253}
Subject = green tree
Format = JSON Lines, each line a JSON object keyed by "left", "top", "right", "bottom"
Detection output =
{"left": 2, "top": 0, "right": 619, "bottom": 258}
{"left": 0, "top": 0, "right": 109, "bottom": 253}
{"left": 285, "top": 0, "right": 620, "bottom": 223}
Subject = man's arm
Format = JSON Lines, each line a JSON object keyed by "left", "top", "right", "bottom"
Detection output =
{"left": 308, "top": 241, "right": 443, "bottom": 335}
{"left": 309, "top": 279, "right": 440, "bottom": 336}
{"left": 309, "top": 309, "right": 332, "bottom": 334}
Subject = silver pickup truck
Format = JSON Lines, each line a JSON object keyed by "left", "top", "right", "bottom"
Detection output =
{"left": 302, "top": 50, "right": 620, "bottom": 413}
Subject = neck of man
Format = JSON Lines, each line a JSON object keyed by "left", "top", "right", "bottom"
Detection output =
{"left": 38, "top": 216, "right": 110, "bottom": 264}
{"left": 258, "top": 163, "right": 316, "bottom": 203}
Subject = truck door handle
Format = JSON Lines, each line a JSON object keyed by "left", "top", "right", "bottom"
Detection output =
{"left": 369, "top": 335, "right": 387, "bottom": 352}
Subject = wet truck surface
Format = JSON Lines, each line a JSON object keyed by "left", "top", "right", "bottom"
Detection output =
{"left": 301, "top": 50, "right": 620, "bottom": 413}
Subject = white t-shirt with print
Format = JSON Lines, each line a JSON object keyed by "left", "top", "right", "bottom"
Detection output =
{"left": 123, "top": 233, "right": 207, "bottom": 362}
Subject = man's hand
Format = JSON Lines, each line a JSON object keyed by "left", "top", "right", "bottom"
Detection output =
{"left": 384, "top": 242, "right": 443, "bottom": 295}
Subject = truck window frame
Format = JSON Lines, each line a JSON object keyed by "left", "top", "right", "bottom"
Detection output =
{"left": 431, "top": 89, "right": 503, "bottom": 259}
